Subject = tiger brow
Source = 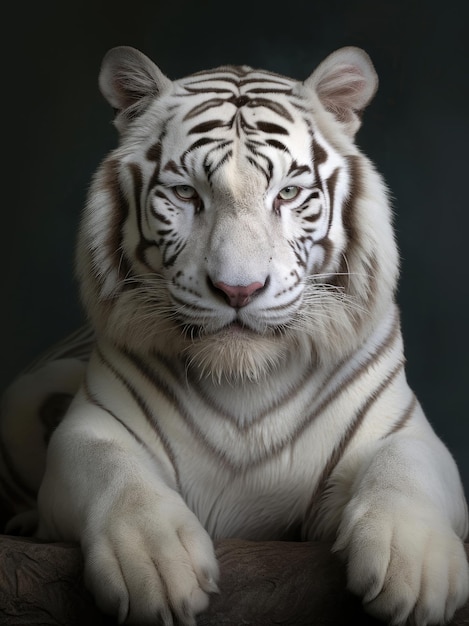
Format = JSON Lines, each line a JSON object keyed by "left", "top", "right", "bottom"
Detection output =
{"left": 183, "top": 99, "right": 230, "bottom": 121}
{"left": 288, "top": 163, "right": 312, "bottom": 177}
{"left": 163, "top": 160, "right": 183, "bottom": 175}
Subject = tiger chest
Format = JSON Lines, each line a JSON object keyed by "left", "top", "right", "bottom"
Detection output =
{"left": 174, "top": 427, "right": 325, "bottom": 540}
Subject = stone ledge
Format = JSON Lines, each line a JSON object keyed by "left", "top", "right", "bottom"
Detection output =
{"left": 0, "top": 536, "right": 468, "bottom": 625}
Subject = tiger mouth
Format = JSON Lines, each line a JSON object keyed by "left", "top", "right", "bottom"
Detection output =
{"left": 180, "top": 320, "right": 256, "bottom": 339}
{"left": 222, "top": 321, "right": 253, "bottom": 333}
{"left": 180, "top": 319, "right": 286, "bottom": 340}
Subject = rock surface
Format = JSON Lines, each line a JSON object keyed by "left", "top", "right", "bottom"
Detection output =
{"left": 1, "top": 536, "right": 469, "bottom": 625}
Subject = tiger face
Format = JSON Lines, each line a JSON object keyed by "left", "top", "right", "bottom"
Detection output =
{"left": 78, "top": 47, "right": 398, "bottom": 381}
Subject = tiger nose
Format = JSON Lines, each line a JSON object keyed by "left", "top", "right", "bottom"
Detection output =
{"left": 212, "top": 280, "right": 265, "bottom": 308}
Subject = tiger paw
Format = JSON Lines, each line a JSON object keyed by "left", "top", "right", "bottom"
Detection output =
{"left": 333, "top": 496, "right": 469, "bottom": 625}
{"left": 82, "top": 489, "right": 219, "bottom": 625}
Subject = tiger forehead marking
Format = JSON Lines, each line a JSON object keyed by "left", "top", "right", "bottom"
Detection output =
{"left": 159, "top": 65, "right": 317, "bottom": 189}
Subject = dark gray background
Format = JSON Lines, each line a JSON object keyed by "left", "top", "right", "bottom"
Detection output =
{"left": 2, "top": 1, "right": 468, "bottom": 491}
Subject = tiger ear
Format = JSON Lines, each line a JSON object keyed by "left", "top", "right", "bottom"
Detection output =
{"left": 304, "top": 46, "right": 378, "bottom": 137}
{"left": 98, "top": 46, "right": 172, "bottom": 125}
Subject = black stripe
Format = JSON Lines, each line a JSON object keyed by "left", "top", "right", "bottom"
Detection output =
{"left": 129, "top": 162, "right": 158, "bottom": 271}
{"left": 303, "top": 360, "right": 405, "bottom": 534}
{"left": 181, "top": 86, "right": 235, "bottom": 95}
{"left": 187, "top": 68, "right": 252, "bottom": 80}
{"left": 256, "top": 121, "right": 288, "bottom": 135}
{"left": 183, "top": 99, "right": 230, "bottom": 120}
{"left": 122, "top": 349, "right": 238, "bottom": 471}
{"left": 383, "top": 394, "right": 417, "bottom": 437}
{"left": 245, "top": 87, "right": 293, "bottom": 95}
{"left": 204, "top": 148, "right": 233, "bottom": 181}
{"left": 163, "top": 240, "right": 187, "bottom": 268}
{"left": 288, "top": 162, "right": 312, "bottom": 177}
{"left": 246, "top": 98, "right": 294, "bottom": 122}
{"left": 163, "top": 160, "right": 182, "bottom": 174}
{"left": 246, "top": 156, "right": 270, "bottom": 184}
{"left": 101, "top": 158, "right": 132, "bottom": 287}
{"left": 322, "top": 167, "right": 340, "bottom": 249}
{"left": 186, "top": 136, "right": 221, "bottom": 153}
{"left": 95, "top": 348, "right": 181, "bottom": 490}
{"left": 146, "top": 141, "right": 162, "bottom": 163}
{"left": 239, "top": 77, "right": 292, "bottom": 87}
{"left": 188, "top": 119, "right": 227, "bottom": 134}
{"left": 312, "top": 137, "right": 328, "bottom": 169}
{"left": 266, "top": 139, "right": 289, "bottom": 152}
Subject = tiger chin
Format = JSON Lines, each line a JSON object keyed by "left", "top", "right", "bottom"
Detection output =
{"left": 183, "top": 324, "right": 289, "bottom": 384}
{"left": 2, "top": 44, "right": 468, "bottom": 626}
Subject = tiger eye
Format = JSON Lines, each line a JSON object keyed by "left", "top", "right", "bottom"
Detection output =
{"left": 174, "top": 185, "right": 198, "bottom": 200}
{"left": 278, "top": 186, "right": 300, "bottom": 201}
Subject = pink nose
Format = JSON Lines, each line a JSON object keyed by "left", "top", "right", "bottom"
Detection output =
{"left": 213, "top": 281, "right": 264, "bottom": 308}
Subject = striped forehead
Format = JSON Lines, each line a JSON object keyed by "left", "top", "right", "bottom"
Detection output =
{"left": 176, "top": 65, "right": 298, "bottom": 101}
{"left": 151, "top": 66, "right": 314, "bottom": 187}
{"left": 169, "top": 65, "right": 304, "bottom": 135}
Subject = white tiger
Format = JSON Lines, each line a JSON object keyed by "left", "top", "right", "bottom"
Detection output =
{"left": 1, "top": 45, "right": 468, "bottom": 626}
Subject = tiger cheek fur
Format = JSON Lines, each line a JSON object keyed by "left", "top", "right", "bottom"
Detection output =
{"left": 16, "top": 45, "right": 466, "bottom": 626}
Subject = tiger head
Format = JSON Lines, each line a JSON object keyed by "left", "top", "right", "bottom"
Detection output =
{"left": 77, "top": 46, "right": 398, "bottom": 382}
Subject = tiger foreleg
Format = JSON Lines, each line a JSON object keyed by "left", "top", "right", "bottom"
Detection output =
{"left": 326, "top": 434, "right": 469, "bottom": 625}
{"left": 36, "top": 391, "right": 219, "bottom": 625}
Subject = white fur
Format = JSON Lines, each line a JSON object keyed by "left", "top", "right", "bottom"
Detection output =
{"left": 3, "top": 46, "right": 466, "bottom": 625}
